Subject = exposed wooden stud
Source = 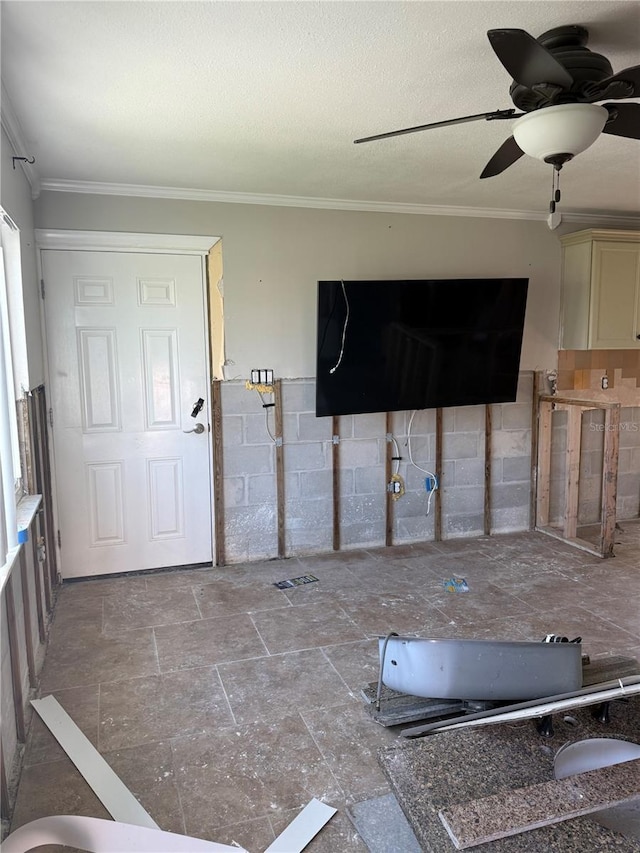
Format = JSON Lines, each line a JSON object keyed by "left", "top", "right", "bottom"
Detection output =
{"left": 19, "top": 547, "right": 37, "bottom": 688}
{"left": 536, "top": 399, "right": 553, "bottom": 528}
{"left": 5, "top": 575, "right": 26, "bottom": 742}
{"left": 563, "top": 406, "right": 582, "bottom": 540}
{"left": 529, "top": 371, "right": 542, "bottom": 530}
{"left": 600, "top": 404, "right": 620, "bottom": 558}
{"left": 483, "top": 405, "right": 492, "bottom": 536}
{"left": 31, "top": 525, "right": 46, "bottom": 644}
{"left": 331, "top": 416, "right": 340, "bottom": 551}
{"left": 211, "top": 380, "right": 225, "bottom": 566}
{"left": 535, "top": 396, "right": 622, "bottom": 559}
{"left": 31, "top": 387, "right": 57, "bottom": 599}
{"left": 385, "top": 412, "right": 393, "bottom": 547}
{"left": 434, "top": 408, "right": 443, "bottom": 542}
{"left": 28, "top": 392, "right": 51, "bottom": 611}
{"left": 274, "top": 379, "right": 285, "bottom": 559}
{"left": 16, "top": 396, "right": 34, "bottom": 493}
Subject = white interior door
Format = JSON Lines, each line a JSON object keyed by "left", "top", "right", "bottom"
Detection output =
{"left": 42, "top": 249, "right": 213, "bottom": 579}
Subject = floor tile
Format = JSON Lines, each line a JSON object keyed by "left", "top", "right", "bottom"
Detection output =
{"left": 250, "top": 600, "right": 366, "bottom": 654}
{"left": 171, "top": 716, "right": 342, "bottom": 834}
{"left": 98, "top": 667, "right": 235, "bottom": 751}
{"left": 512, "top": 606, "right": 640, "bottom": 658}
{"left": 154, "top": 614, "right": 267, "bottom": 671}
{"left": 194, "top": 576, "right": 291, "bottom": 618}
{"left": 301, "top": 701, "right": 396, "bottom": 802}
{"left": 321, "top": 639, "right": 381, "bottom": 691}
{"left": 103, "top": 587, "right": 201, "bottom": 632}
{"left": 104, "top": 740, "right": 184, "bottom": 834}
{"left": 24, "top": 684, "right": 100, "bottom": 767}
{"left": 335, "top": 588, "right": 454, "bottom": 636}
{"left": 12, "top": 523, "right": 640, "bottom": 852}
{"left": 10, "top": 756, "right": 110, "bottom": 832}
{"left": 218, "top": 648, "right": 351, "bottom": 724}
{"left": 39, "top": 626, "right": 159, "bottom": 691}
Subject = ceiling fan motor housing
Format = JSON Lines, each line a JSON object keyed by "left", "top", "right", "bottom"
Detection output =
{"left": 510, "top": 25, "right": 614, "bottom": 112}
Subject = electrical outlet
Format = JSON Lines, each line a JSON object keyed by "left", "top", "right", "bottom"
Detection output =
{"left": 425, "top": 476, "right": 436, "bottom": 492}
{"left": 251, "top": 369, "right": 273, "bottom": 385}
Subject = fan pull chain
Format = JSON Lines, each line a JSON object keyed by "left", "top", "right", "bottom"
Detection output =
{"left": 549, "top": 168, "right": 562, "bottom": 213}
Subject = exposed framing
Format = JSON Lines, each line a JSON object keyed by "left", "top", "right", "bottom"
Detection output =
{"left": 385, "top": 412, "right": 393, "bottom": 547}
{"left": 274, "top": 380, "right": 285, "bottom": 559}
{"left": 332, "top": 416, "right": 340, "bottom": 551}
{"left": 483, "top": 404, "right": 492, "bottom": 536}
{"left": 535, "top": 395, "right": 621, "bottom": 558}
{"left": 211, "top": 380, "right": 225, "bottom": 567}
{"left": 434, "top": 408, "right": 443, "bottom": 541}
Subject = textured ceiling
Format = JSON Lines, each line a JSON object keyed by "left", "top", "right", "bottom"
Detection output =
{"left": 2, "top": 0, "right": 639, "bottom": 218}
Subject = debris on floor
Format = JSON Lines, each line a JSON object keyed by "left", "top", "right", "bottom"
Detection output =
{"left": 23, "top": 696, "right": 336, "bottom": 853}
{"left": 347, "top": 793, "right": 421, "bottom": 853}
{"left": 273, "top": 574, "right": 319, "bottom": 589}
{"left": 442, "top": 577, "right": 469, "bottom": 593}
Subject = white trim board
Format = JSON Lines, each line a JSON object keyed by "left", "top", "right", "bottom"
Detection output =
{"left": 38, "top": 179, "right": 640, "bottom": 229}
{"left": 1, "top": 816, "right": 248, "bottom": 853}
{"left": 31, "top": 696, "right": 160, "bottom": 829}
{"left": 264, "top": 799, "right": 336, "bottom": 853}
{"left": 35, "top": 229, "right": 219, "bottom": 255}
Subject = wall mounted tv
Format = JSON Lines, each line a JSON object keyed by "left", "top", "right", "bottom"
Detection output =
{"left": 316, "top": 278, "right": 529, "bottom": 417}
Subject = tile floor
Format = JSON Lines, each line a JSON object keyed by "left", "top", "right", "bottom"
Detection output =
{"left": 9, "top": 522, "right": 640, "bottom": 852}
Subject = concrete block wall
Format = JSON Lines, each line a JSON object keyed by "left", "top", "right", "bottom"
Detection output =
{"left": 218, "top": 373, "right": 535, "bottom": 564}
{"left": 548, "top": 406, "right": 640, "bottom": 525}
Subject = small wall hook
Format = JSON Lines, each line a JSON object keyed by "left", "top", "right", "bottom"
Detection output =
{"left": 12, "top": 155, "right": 36, "bottom": 170}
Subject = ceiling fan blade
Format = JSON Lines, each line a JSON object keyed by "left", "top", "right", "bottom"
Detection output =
{"left": 354, "top": 109, "right": 518, "bottom": 144}
{"left": 479, "top": 136, "right": 525, "bottom": 179}
{"left": 588, "top": 65, "right": 640, "bottom": 100}
{"left": 488, "top": 29, "right": 573, "bottom": 89}
{"left": 602, "top": 102, "right": 640, "bottom": 140}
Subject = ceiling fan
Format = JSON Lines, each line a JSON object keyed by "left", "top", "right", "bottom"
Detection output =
{"left": 354, "top": 25, "right": 640, "bottom": 189}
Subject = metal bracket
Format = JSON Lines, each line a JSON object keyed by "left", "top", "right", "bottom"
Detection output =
{"left": 332, "top": 435, "right": 340, "bottom": 445}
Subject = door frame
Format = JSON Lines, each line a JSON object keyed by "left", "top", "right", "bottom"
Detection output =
{"left": 34, "top": 229, "right": 220, "bottom": 578}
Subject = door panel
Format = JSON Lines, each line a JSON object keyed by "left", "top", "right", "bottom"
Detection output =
{"left": 42, "top": 250, "right": 213, "bottom": 578}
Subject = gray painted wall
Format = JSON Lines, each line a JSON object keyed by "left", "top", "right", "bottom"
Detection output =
{"left": 1, "top": 127, "right": 44, "bottom": 390}
{"left": 34, "top": 192, "right": 564, "bottom": 378}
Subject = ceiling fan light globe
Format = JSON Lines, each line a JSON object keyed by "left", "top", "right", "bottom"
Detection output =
{"left": 512, "top": 103, "right": 608, "bottom": 161}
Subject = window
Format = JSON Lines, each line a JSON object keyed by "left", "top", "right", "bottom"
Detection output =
{"left": 0, "top": 205, "right": 28, "bottom": 562}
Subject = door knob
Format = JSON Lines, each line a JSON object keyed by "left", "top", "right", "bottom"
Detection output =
{"left": 183, "top": 423, "right": 206, "bottom": 434}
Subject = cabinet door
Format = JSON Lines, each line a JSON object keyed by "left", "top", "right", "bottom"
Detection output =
{"left": 589, "top": 241, "right": 640, "bottom": 349}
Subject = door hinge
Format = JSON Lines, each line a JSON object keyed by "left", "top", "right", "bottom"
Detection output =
{"left": 57, "top": 529, "right": 61, "bottom": 549}
{"left": 49, "top": 407, "right": 54, "bottom": 428}
{"left": 40, "top": 279, "right": 45, "bottom": 299}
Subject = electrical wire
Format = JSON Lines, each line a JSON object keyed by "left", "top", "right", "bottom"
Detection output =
{"left": 406, "top": 410, "right": 439, "bottom": 516}
{"left": 256, "top": 390, "right": 276, "bottom": 443}
{"left": 329, "top": 280, "right": 349, "bottom": 374}
{"left": 391, "top": 436, "right": 401, "bottom": 476}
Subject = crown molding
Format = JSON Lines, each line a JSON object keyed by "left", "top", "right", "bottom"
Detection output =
{"left": 38, "top": 178, "right": 640, "bottom": 229}
{"left": 1, "top": 84, "right": 41, "bottom": 199}
{"left": 38, "top": 178, "right": 548, "bottom": 220}
{"left": 34, "top": 229, "right": 219, "bottom": 255}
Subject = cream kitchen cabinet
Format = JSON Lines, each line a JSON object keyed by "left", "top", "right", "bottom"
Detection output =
{"left": 560, "top": 229, "right": 640, "bottom": 349}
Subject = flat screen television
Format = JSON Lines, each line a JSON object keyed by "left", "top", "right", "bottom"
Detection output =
{"left": 315, "top": 278, "right": 529, "bottom": 417}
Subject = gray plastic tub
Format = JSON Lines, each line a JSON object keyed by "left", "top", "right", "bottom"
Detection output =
{"left": 379, "top": 636, "right": 583, "bottom": 701}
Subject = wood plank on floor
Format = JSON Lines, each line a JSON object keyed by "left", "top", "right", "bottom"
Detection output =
{"left": 438, "top": 759, "right": 640, "bottom": 850}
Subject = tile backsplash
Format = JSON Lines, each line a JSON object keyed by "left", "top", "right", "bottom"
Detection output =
{"left": 557, "top": 349, "right": 640, "bottom": 393}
